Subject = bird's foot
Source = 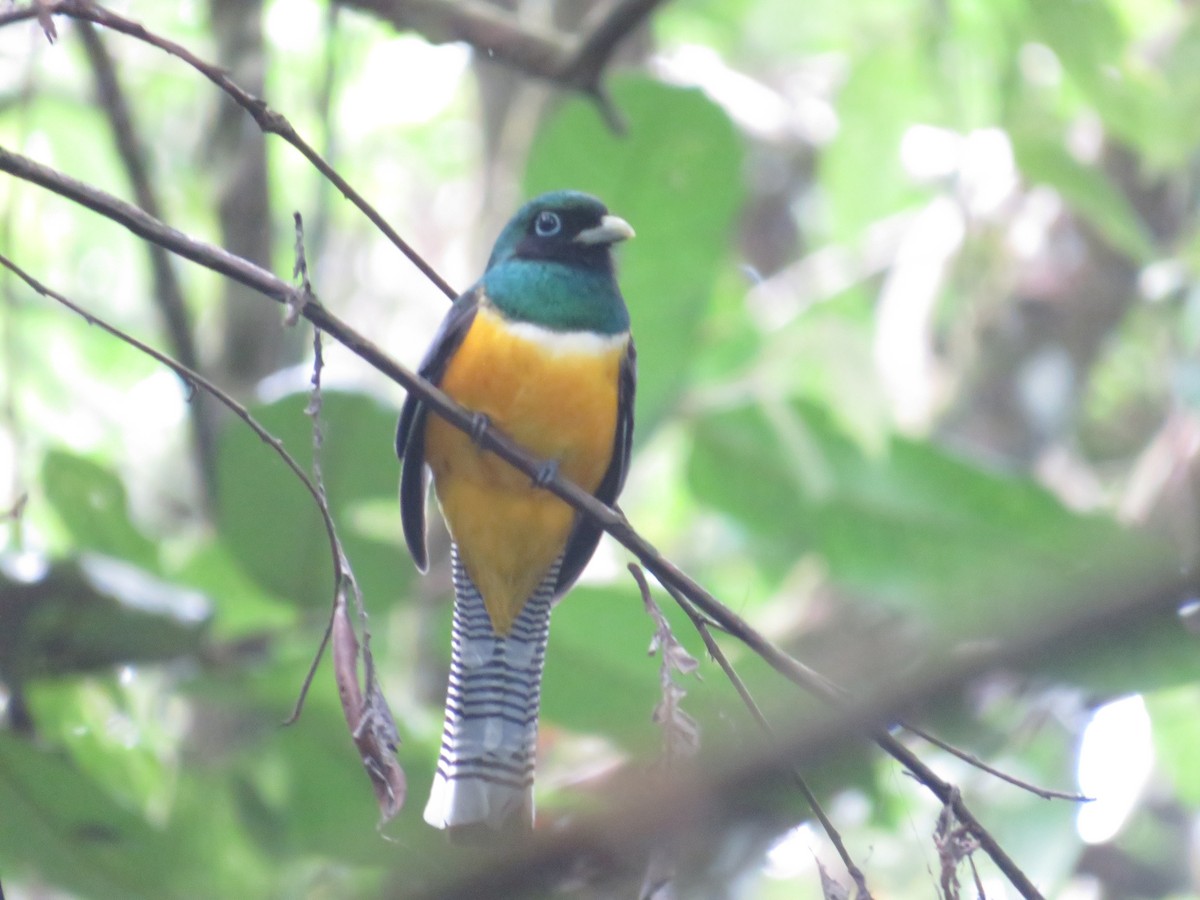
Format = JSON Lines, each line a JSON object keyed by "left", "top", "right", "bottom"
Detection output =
{"left": 532, "top": 459, "right": 559, "bottom": 489}
{"left": 469, "top": 412, "right": 491, "bottom": 446}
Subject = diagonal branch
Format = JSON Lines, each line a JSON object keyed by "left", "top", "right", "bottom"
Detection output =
{"left": 664, "top": 575, "right": 873, "bottom": 899}
{"left": 0, "top": 142, "right": 1063, "bottom": 896}
{"left": 402, "top": 562, "right": 1189, "bottom": 899}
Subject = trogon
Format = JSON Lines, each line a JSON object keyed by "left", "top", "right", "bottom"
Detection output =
{"left": 396, "top": 191, "right": 636, "bottom": 833}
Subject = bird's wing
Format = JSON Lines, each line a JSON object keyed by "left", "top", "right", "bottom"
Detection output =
{"left": 555, "top": 337, "right": 637, "bottom": 596}
{"left": 396, "top": 289, "right": 482, "bottom": 572}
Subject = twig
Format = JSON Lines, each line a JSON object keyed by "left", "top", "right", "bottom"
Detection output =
{"left": 563, "top": 0, "right": 666, "bottom": 88}
{"left": 33, "top": 0, "right": 54, "bottom": 41}
{"left": 905, "top": 723, "right": 1090, "bottom": 803}
{"left": 0, "top": 250, "right": 338, "bottom": 596}
{"left": 628, "top": 563, "right": 701, "bottom": 900}
{"left": 75, "top": 18, "right": 217, "bottom": 508}
{"left": 934, "top": 791, "right": 982, "bottom": 900}
{"left": 0, "top": 0, "right": 458, "bottom": 302}
{"left": 283, "top": 213, "right": 404, "bottom": 822}
{"left": 337, "top": 0, "right": 668, "bottom": 96}
{"left": 663, "top": 579, "right": 873, "bottom": 899}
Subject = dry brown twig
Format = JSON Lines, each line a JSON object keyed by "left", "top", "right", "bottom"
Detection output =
{"left": 660, "top": 574, "right": 874, "bottom": 899}
{"left": 629, "top": 563, "right": 702, "bottom": 900}
{"left": 291, "top": 214, "right": 405, "bottom": 823}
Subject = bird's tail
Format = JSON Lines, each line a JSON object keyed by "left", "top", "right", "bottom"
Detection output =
{"left": 423, "top": 547, "right": 559, "bottom": 832}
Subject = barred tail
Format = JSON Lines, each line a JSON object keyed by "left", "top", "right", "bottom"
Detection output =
{"left": 423, "top": 548, "right": 560, "bottom": 832}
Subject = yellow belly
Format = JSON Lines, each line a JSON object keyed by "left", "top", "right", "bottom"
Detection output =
{"left": 424, "top": 304, "right": 627, "bottom": 634}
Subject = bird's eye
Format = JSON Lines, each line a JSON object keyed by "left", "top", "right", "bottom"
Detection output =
{"left": 534, "top": 211, "right": 562, "bottom": 237}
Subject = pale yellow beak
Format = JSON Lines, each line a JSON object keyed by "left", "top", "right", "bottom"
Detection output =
{"left": 575, "top": 214, "right": 635, "bottom": 245}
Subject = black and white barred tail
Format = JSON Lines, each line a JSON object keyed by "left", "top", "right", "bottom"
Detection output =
{"left": 423, "top": 548, "right": 561, "bottom": 831}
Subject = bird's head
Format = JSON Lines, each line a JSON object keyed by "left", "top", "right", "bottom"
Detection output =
{"left": 482, "top": 191, "right": 634, "bottom": 334}
{"left": 486, "top": 191, "right": 634, "bottom": 273}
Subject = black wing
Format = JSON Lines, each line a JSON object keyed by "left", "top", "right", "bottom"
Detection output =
{"left": 396, "top": 290, "right": 482, "bottom": 572}
{"left": 555, "top": 338, "right": 637, "bottom": 596}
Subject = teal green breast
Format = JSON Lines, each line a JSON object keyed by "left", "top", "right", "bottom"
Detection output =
{"left": 482, "top": 263, "right": 630, "bottom": 335}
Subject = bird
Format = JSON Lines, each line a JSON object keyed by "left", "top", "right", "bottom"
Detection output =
{"left": 396, "top": 190, "right": 636, "bottom": 835}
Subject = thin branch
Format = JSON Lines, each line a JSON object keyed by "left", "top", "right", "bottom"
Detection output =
{"left": 0, "top": 251, "right": 339, "bottom": 593}
{"left": 306, "top": 264, "right": 405, "bottom": 821}
{"left": 0, "top": 0, "right": 458, "bottom": 302}
{"left": 564, "top": 0, "right": 666, "bottom": 88}
{"left": 33, "top": 0, "right": 55, "bottom": 41}
{"left": 905, "top": 723, "right": 1090, "bottom": 803}
{"left": 0, "top": 242, "right": 405, "bottom": 820}
{"left": 339, "top": 0, "right": 568, "bottom": 77}
{"left": 661, "top": 574, "right": 872, "bottom": 899}
{"left": 873, "top": 732, "right": 1036, "bottom": 895}
{"left": 628, "top": 563, "right": 701, "bottom": 900}
{"left": 336, "top": 0, "right": 668, "bottom": 96}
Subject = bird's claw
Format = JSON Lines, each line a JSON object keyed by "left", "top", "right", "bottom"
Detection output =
{"left": 533, "top": 459, "right": 559, "bottom": 489}
{"left": 469, "top": 412, "right": 491, "bottom": 446}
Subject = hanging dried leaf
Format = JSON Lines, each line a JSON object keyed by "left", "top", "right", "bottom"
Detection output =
{"left": 817, "top": 858, "right": 852, "bottom": 900}
{"left": 332, "top": 578, "right": 406, "bottom": 824}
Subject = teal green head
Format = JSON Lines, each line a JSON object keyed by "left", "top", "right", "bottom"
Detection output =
{"left": 481, "top": 190, "right": 633, "bottom": 335}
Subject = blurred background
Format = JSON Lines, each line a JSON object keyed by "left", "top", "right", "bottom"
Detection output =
{"left": 2, "top": 0, "right": 1200, "bottom": 896}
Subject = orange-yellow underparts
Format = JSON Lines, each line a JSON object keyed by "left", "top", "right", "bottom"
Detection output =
{"left": 424, "top": 303, "right": 627, "bottom": 635}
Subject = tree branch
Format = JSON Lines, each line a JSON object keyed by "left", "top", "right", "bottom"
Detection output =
{"left": 664, "top": 574, "right": 873, "bottom": 898}
{"left": 336, "top": 0, "right": 668, "bottom": 96}
{"left": 405, "top": 562, "right": 1187, "bottom": 898}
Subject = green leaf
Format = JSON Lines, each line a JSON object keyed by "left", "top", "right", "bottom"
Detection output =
{"left": 172, "top": 540, "right": 296, "bottom": 639}
{"left": 687, "top": 399, "right": 1159, "bottom": 641}
{"left": 0, "top": 735, "right": 177, "bottom": 899}
{"left": 0, "top": 557, "right": 207, "bottom": 683}
{"left": 1012, "top": 129, "right": 1156, "bottom": 262}
{"left": 215, "top": 390, "right": 411, "bottom": 610}
{"left": 41, "top": 451, "right": 158, "bottom": 571}
{"left": 819, "top": 42, "right": 933, "bottom": 240}
{"left": 1148, "top": 685, "right": 1200, "bottom": 805}
{"left": 1024, "top": 0, "right": 1150, "bottom": 152}
{"left": 525, "top": 75, "right": 745, "bottom": 432}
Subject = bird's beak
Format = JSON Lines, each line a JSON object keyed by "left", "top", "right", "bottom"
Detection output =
{"left": 575, "top": 214, "right": 635, "bottom": 245}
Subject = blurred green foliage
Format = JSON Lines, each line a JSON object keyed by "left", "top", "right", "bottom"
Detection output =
{"left": 1, "top": 0, "right": 1200, "bottom": 897}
